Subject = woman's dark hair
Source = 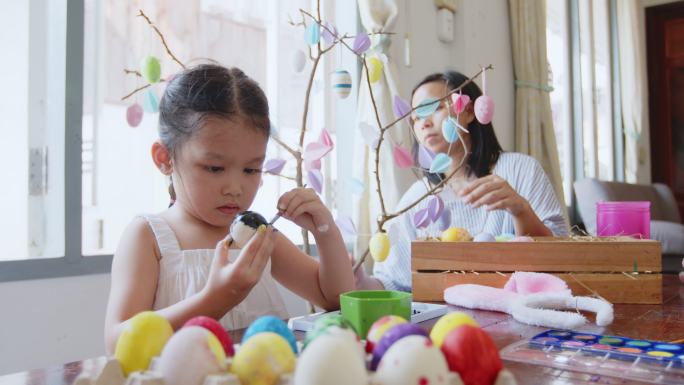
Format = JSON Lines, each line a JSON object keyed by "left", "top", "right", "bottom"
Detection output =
{"left": 159, "top": 63, "right": 270, "bottom": 155}
{"left": 411, "top": 71, "right": 502, "bottom": 185}
{"left": 158, "top": 64, "right": 270, "bottom": 202}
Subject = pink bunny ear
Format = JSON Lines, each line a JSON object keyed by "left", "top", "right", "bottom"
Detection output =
{"left": 503, "top": 272, "right": 568, "bottom": 294}
{"left": 444, "top": 284, "right": 518, "bottom": 313}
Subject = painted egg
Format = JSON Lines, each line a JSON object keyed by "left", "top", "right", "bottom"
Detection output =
{"left": 231, "top": 332, "right": 295, "bottom": 385}
{"left": 332, "top": 70, "right": 352, "bottom": 99}
{"left": 367, "top": 56, "right": 383, "bottom": 84}
{"left": 230, "top": 211, "right": 268, "bottom": 248}
{"left": 429, "top": 312, "right": 479, "bottom": 348}
{"left": 157, "top": 326, "right": 226, "bottom": 385}
{"left": 243, "top": 315, "right": 298, "bottom": 354}
{"left": 291, "top": 49, "right": 307, "bottom": 73}
{"left": 369, "top": 232, "right": 390, "bottom": 262}
{"left": 366, "top": 315, "right": 408, "bottom": 353}
{"left": 509, "top": 236, "right": 534, "bottom": 242}
{"left": 140, "top": 56, "right": 161, "bottom": 84}
{"left": 495, "top": 233, "right": 515, "bottom": 242}
{"left": 114, "top": 311, "right": 173, "bottom": 376}
{"left": 183, "top": 315, "right": 234, "bottom": 357}
{"left": 126, "top": 103, "right": 143, "bottom": 127}
{"left": 371, "top": 323, "right": 428, "bottom": 370}
{"left": 474, "top": 95, "right": 495, "bottom": 124}
{"left": 441, "top": 325, "right": 503, "bottom": 385}
{"left": 473, "top": 232, "right": 496, "bottom": 242}
{"left": 294, "top": 334, "right": 368, "bottom": 385}
{"left": 304, "top": 314, "right": 358, "bottom": 348}
{"left": 374, "top": 335, "right": 449, "bottom": 385}
{"left": 441, "top": 227, "right": 472, "bottom": 242}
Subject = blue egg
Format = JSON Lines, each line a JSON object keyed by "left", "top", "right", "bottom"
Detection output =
{"left": 242, "top": 315, "right": 298, "bottom": 353}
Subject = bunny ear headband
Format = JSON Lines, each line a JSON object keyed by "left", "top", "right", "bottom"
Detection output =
{"left": 444, "top": 272, "right": 614, "bottom": 329}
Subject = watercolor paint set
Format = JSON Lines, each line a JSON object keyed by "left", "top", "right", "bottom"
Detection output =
{"left": 500, "top": 329, "right": 684, "bottom": 384}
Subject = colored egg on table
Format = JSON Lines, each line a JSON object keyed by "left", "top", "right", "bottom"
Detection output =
{"left": 429, "top": 311, "right": 479, "bottom": 348}
{"left": 140, "top": 56, "right": 161, "bottom": 84}
{"left": 441, "top": 227, "right": 472, "bottom": 242}
{"left": 231, "top": 332, "right": 295, "bottom": 385}
{"left": 509, "top": 236, "right": 534, "bottom": 242}
{"left": 441, "top": 325, "right": 503, "bottom": 385}
{"left": 473, "top": 232, "right": 495, "bottom": 242}
{"left": 303, "top": 314, "right": 358, "bottom": 348}
{"left": 183, "top": 316, "right": 234, "bottom": 357}
{"left": 371, "top": 323, "right": 428, "bottom": 370}
{"left": 114, "top": 311, "right": 173, "bottom": 376}
{"left": 374, "top": 335, "right": 449, "bottom": 385}
{"left": 332, "top": 70, "right": 352, "bottom": 99}
{"left": 369, "top": 232, "right": 390, "bottom": 262}
{"left": 495, "top": 233, "right": 515, "bottom": 242}
{"left": 243, "top": 315, "right": 298, "bottom": 354}
{"left": 294, "top": 334, "right": 368, "bottom": 385}
{"left": 365, "top": 315, "right": 408, "bottom": 353}
{"left": 157, "top": 326, "right": 226, "bottom": 385}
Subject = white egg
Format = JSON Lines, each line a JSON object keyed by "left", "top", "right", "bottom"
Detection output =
{"left": 374, "top": 335, "right": 449, "bottom": 385}
{"left": 294, "top": 334, "right": 368, "bottom": 385}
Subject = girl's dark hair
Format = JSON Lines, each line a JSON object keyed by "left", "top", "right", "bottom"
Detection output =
{"left": 159, "top": 64, "right": 270, "bottom": 156}
{"left": 158, "top": 64, "right": 270, "bottom": 203}
{"left": 411, "top": 71, "right": 503, "bottom": 185}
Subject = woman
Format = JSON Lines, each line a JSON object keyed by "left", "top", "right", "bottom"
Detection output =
{"left": 356, "top": 71, "right": 568, "bottom": 291}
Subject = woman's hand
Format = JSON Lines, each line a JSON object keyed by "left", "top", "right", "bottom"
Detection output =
{"left": 202, "top": 225, "right": 274, "bottom": 311}
{"left": 459, "top": 174, "right": 531, "bottom": 218}
{"left": 277, "top": 187, "right": 333, "bottom": 235}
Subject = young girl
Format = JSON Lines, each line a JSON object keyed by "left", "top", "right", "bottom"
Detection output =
{"left": 355, "top": 71, "right": 568, "bottom": 291}
{"left": 104, "top": 64, "right": 354, "bottom": 353}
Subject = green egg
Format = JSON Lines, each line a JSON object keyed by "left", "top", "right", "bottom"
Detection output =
{"left": 140, "top": 56, "right": 161, "bottom": 84}
{"left": 303, "top": 314, "right": 357, "bottom": 348}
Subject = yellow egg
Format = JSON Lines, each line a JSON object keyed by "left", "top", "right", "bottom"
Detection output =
{"left": 429, "top": 312, "right": 479, "bottom": 348}
{"left": 367, "top": 56, "right": 383, "bottom": 84}
{"left": 114, "top": 311, "right": 173, "bottom": 376}
{"left": 231, "top": 332, "right": 295, "bottom": 385}
{"left": 441, "top": 227, "right": 472, "bottom": 242}
{"left": 369, "top": 232, "right": 390, "bottom": 262}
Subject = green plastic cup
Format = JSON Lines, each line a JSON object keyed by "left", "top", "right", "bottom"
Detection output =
{"left": 339, "top": 290, "right": 412, "bottom": 339}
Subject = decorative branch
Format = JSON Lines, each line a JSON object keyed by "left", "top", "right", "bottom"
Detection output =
{"left": 124, "top": 69, "right": 142, "bottom": 77}
{"left": 137, "top": 10, "right": 186, "bottom": 70}
{"left": 121, "top": 83, "right": 152, "bottom": 101}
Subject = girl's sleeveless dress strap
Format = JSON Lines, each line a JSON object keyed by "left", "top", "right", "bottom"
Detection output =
{"left": 140, "top": 214, "right": 182, "bottom": 259}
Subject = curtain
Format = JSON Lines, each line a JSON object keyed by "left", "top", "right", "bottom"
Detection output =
{"left": 352, "top": 0, "right": 415, "bottom": 265}
{"left": 509, "top": 0, "right": 568, "bottom": 218}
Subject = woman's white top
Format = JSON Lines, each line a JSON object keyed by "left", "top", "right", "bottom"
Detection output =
{"left": 143, "top": 214, "right": 288, "bottom": 330}
{"left": 373, "top": 152, "right": 569, "bottom": 292}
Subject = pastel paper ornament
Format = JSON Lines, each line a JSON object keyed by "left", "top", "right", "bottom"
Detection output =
{"left": 428, "top": 196, "right": 445, "bottom": 222}
{"left": 369, "top": 232, "right": 390, "bottom": 262}
{"left": 142, "top": 89, "right": 159, "bottom": 113}
{"left": 353, "top": 33, "right": 371, "bottom": 54}
{"left": 126, "top": 103, "right": 143, "bottom": 127}
{"left": 392, "top": 145, "right": 413, "bottom": 169}
{"left": 348, "top": 177, "right": 365, "bottom": 195}
{"left": 441, "top": 117, "right": 459, "bottom": 143}
{"left": 304, "top": 141, "right": 332, "bottom": 161}
{"left": 415, "top": 97, "right": 440, "bottom": 118}
{"left": 359, "top": 122, "right": 379, "bottom": 148}
{"left": 429, "top": 153, "right": 452, "bottom": 174}
{"left": 291, "top": 49, "right": 307, "bottom": 73}
{"left": 367, "top": 56, "right": 383, "bottom": 84}
{"left": 319, "top": 128, "right": 334, "bottom": 148}
{"left": 418, "top": 145, "right": 436, "bottom": 169}
{"left": 307, "top": 169, "right": 323, "bottom": 193}
{"left": 263, "top": 158, "right": 286, "bottom": 175}
{"left": 332, "top": 70, "right": 352, "bottom": 99}
{"left": 304, "top": 23, "right": 321, "bottom": 45}
{"left": 140, "top": 56, "right": 161, "bottom": 84}
{"left": 392, "top": 95, "right": 411, "bottom": 120}
{"left": 335, "top": 216, "right": 357, "bottom": 237}
{"left": 321, "top": 22, "right": 338, "bottom": 44}
{"left": 413, "top": 208, "right": 431, "bottom": 229}
{"left": 305, "top": 157, "right": 321, "bottom": 171}
{"left": 451, "top": 93, "right": 470, "bottom": 115}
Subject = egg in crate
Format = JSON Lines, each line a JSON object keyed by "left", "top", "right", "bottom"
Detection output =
{"left": 374, "top": 335, "right": 450, "bottom": 385}
{"left": 231, "top": 332, "right": 295, "bottom": 385}
{"left": 183, "top": 315, "right": 234, "bottom": 357}
{"left": 114, "top": 311, "right": 173, "bottom": 376}
{"left": 294, "top": 333, "right": 368, "bottom": 385}
{"left": 441, "top": 227, "right": 472, "bottom": 242}
{"left": 365, "top": 315, "right": 408, "bottom": 353}
{"left": 371, "top": 323, "right": 428, "bottom": 370}
{"left": 303, "top": 313, "right": 358, "bottom": 348}
{"left": 156, "top": 326, "right": 226, "bottom": 385}
{"left": 242, "top": 315, "right": 298, "bottom": 353}
{"left": 430, "top": 311, "right": 479, "bottom": 348}
{"left": 441, "top": 324, "right": 503, "bottom": 385}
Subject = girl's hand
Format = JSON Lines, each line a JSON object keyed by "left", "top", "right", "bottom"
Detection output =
{"left": 459, "top": 175, "right": 531, "bottom": 217}
{"left": 203, "top": 225, "right": 274, "bottom": 307}
{"left": 277, "top": 187, "right": 333, "bottom": 235}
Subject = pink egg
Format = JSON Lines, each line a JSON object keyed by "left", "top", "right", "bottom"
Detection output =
{"left": 474, "top": 95, "right": 494, "bottom": 124}
{"left": 126, "top": 103, "right": 143, "bottom": 127}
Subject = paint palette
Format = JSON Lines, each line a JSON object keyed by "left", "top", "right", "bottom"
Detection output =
{"left": 500, "top": 329, "right": 684, "bottom": 384}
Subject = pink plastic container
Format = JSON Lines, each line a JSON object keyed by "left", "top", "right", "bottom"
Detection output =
{"left": 596, "top": 201, "right": 650, "bottom": 239}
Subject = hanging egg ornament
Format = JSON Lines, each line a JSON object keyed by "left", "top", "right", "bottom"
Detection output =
{"left": 474, "top": 68, "right": 495, "bottom": 124}
{"left": 332, "top": 70, "right": 352, "bottom": 99}
{"left": 140, "top": 56, "right": 161, "bottom": 84}
{"left": 369, "top": 232, "right": 390, "bottom": 262}
{"left": 367, "top": 56, "right": 383, "bottom": 84}
{"left": 126, "top": 103, "right": 143, "bottom": 127}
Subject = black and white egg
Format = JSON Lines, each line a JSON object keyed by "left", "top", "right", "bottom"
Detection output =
{"left": 230, "top": 211, "right": 268, "bottom": 248}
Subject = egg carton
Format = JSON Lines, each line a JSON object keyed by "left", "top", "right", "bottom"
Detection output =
{"left": 74, "top": 356, "right": 518, "bottom": 385}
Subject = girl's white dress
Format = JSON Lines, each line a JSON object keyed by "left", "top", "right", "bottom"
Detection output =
{"left": 143, "top": 214, "right": 289, "bottom": 330}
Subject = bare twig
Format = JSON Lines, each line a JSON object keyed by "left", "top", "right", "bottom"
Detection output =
{"left": 264, "top": 171, "right": 297, "bottom": 181}
{"left": 121, "top": 83, "right": 152, "bottom": 101}
{"left": 137, "top": 10, "right": 186, "bottom": 69}
{"left": 270, "top": 136, "right": 299, "bottom": 159}
{"left": 124, "top": 69, "right": 142, "bottom": 77}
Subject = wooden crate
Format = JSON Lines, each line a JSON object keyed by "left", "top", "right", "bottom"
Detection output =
{"left": 411, "top": 237, "right": 662, "bottom": 304}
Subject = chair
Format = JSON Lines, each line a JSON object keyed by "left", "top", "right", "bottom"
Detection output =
{"left": 573, "top": 178, "right": 684, "bottom": 272}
